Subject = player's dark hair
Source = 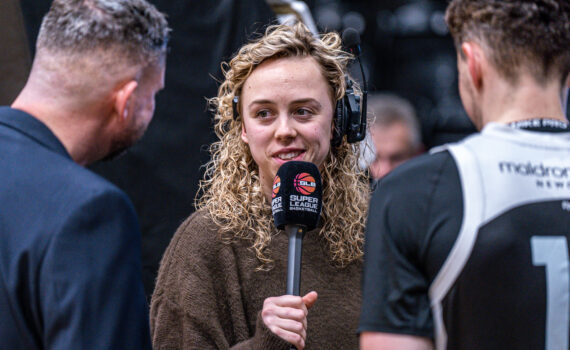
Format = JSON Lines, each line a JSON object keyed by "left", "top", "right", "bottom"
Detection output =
{"left": 445, "top": 0, "right": 570, "bottom": 85}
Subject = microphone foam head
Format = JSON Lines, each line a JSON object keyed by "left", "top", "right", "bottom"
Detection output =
{"left": 271, "top": 161, "right": 323, "bottom": 230}
{"left": 342, "top": 27, "right": 361, "bottom": 55}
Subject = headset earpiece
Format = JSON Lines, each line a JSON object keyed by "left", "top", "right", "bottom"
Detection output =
{"left": 332, "top": 28, "right": 368, "bottom": 147}
{"left": 332, "top": 96, "right": 347, "bottom": 147}
{"left": 332, "top": 77, "right": 366, "bottom": 147}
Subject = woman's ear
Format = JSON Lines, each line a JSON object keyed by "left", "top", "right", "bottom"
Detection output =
{"left": 114, "top": 80, "right": 138, "bottom": 122}
{"left": 241, "top": 121, "right": 249, "bottom": 144}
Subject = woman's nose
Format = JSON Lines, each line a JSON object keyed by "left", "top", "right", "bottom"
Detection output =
{"left": 274, "top": 114, "right": 297, "bottom": 141}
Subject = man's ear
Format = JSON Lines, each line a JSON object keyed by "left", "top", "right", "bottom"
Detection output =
{"left": 562, "top": 74, "right": 570, "bottom": 113}
{"left": 114, "top": 80, "right": 138, "bottom": 122}
{"left": 461, "top": 42, "right": 484, "bottom": 90}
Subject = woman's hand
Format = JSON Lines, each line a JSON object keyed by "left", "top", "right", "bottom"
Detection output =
{"left": 261, "top": 291, "right": 318, "bottom": 350}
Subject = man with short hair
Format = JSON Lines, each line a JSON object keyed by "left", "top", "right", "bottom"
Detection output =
{"left": 0, "top": 0, "right": 169, "bottom": 349}
{"left": 368, "top": 93, "right": 423, "bottom": 180}
{"left": 359, "top": 1, "right": 569, "bottom": 349}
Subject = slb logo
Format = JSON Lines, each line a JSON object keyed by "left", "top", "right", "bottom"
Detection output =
{"left": 272, "top": 176, "right": 281, "bottom": 198}
{"left": 294, "top": 173, "right": 316, "bottom": 195}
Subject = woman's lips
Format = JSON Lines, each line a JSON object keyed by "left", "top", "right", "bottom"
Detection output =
{"left": 273, "top": 150, "right": 305, "bottom": 163}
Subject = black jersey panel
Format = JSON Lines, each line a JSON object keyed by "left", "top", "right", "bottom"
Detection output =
{"left": 359, "top": 151, "right": 463, "bottom": 336}
{"left": 443, "top": 200, "right": 570, "bottom": 350}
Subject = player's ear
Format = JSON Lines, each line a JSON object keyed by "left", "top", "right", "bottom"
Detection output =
{"left": 461, "top": 42, "right": 484, "bottom": 90}
{"left": 562, "top": 75, "right": 569, "bottom": 113}
{"left": 113, "top": 80, "right": 138, "bottom": 123}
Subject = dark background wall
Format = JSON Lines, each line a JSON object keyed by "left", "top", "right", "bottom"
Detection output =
{"left": 0, "top": 0, "right": 31, "bottom": 106}
{"left": 3, "top": 0, "right": 568, "bottom": 299}
{"left": 313, "top": 0, "right": 476, "bottom": 148}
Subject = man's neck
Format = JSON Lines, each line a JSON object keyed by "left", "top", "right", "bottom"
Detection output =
{"left": 11, "top": 89, "right": 110, "bottom": 166}
{"left": 481, "top": 74, "right": 567, "bottom": 126}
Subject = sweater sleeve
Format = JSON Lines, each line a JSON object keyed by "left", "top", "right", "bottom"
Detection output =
{"left": 150, "top": 211, "right": 290, "bottom": 350}
{"left": 230, "top": 312, "right": 291, "bottom": 350}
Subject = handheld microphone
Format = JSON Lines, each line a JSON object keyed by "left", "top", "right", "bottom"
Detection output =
{"left": 271, "top": 161, "right": 322, "bottom": 297}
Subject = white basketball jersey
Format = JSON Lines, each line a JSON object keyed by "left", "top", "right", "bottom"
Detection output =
{"left": 429, "top": 123, "right": 570, "bottom": 350}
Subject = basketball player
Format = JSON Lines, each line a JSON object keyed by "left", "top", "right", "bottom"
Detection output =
{"left": 359, "top": 0, "right": 570, "bottom": 349}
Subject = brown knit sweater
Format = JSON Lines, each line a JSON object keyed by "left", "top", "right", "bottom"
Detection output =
{"left": 150, "top": 209, "right": 362, "bottom": 349}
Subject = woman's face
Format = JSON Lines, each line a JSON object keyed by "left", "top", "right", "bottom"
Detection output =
{"left": 240, "top": 56, "right": 335, "bottom": 200}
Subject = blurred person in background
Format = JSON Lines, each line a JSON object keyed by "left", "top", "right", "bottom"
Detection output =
{"left": 360, "top": 0, "right": 569, "bottom": 349}
{"left": 0, "top": 0, "right": 169, "bottom": 349}
{"left": 368, "top": 93, "right": 423, "bottom": 180}
{"left": 150, "top": 22, "right": 369, "bottom": 350}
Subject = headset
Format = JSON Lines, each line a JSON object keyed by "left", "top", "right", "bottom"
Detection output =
{"left": 233, "top": 28, "right": 367, "bottom": 148}
{"left": 332, "top": 76, "right": 366, "bottom": 147}
{"left": 333, "top": 28, "right": 368, "bottom": 147}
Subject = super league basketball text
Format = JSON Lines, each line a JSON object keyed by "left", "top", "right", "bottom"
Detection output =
{"left": 272, "top": 196, "right": 283, "bottom": 212}
{"left": 289, "top": 194, "right": 319, "bottom": 213}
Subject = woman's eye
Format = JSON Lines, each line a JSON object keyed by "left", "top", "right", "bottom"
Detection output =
{"left": 255, "top": 109, "right": 271, "bottom": 118}
{"left": 295, "top": 108, "right": 312, "bottom": 116}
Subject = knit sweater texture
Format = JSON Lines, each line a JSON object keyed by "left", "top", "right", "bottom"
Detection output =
{"left": 150, "top": 209, "right": 362, "bottom": 349}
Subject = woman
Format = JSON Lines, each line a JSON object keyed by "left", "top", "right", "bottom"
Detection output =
{"left": 150, "top": 22, "right": 369, "bottom": 350}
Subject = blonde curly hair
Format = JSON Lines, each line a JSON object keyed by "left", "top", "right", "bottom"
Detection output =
{"left": 197, "top": 22, "right": 369, "bottom": 268}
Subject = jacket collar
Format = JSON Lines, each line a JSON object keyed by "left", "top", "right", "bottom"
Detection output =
{"left": 0, "top": 106, "right": 71, "bottom": 159}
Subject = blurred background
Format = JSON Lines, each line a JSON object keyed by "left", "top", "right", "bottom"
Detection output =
{"left": 2, "top": 0, "right": 565, "bottom": 298}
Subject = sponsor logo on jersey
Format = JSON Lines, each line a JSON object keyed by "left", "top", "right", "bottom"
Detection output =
{"left": 498, "top": 161, "right": 570, "bottom": 178}
{"left": 499, "top": 161, "right": 570, "bottom": 190}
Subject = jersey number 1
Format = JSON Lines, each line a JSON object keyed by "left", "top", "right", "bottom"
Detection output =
{"left": 531, "top": 236, "right": 569, "bottom": 350}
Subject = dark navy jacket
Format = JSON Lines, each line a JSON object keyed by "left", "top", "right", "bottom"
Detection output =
{"left": 0, "top": 107, "right": 152, "bottom": 349}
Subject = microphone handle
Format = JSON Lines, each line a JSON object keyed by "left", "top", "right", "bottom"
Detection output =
{"left": 286, "top": 224, "right": 306, "bottom": 350}
{"left": 286, "top": 224, "right": 306, "bottom": 295}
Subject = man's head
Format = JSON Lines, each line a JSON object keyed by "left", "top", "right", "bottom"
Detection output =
{"left": 37, "top": 0, "right": 169, "bottom": 66}
{"left": 25, "top": 0, "right": 169, "bottom": 163}
{"left": 445, "top": 0, "right": 569, "bottom": 128}
{"left": 446, "top": 0, "right": 569, "bottom": 85}
{"left": 368, "top": 94, "right": 422, "bottom": 180}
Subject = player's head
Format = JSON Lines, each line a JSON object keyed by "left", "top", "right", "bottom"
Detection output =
{"left": 368, "top": 94, "right": 422, "bottom": 179}
{"left": 445, "top": 0, "right": 569, "bottom": 86}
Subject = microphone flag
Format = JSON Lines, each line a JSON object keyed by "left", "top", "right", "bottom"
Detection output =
{"left": 271, "top": 161, "right": 322, "bottom": 231}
